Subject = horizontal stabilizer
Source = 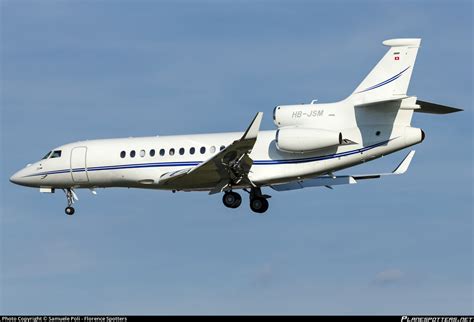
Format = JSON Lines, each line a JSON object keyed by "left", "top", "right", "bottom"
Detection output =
{"left": 354, "top": 95, "right": 409, "bottom": 107}
{"left": 415, "top": 100, "right": 463, "bottom": 114}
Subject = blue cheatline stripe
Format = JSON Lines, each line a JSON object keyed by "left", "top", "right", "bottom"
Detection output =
{"left": 24, "top": 139, "right": 392, "bottom": 178}
{"left": 88, "top": 161, "right": 200, "bottom": 171}
{"left": 356, "top": 66, "right": 410, "bottom": 94}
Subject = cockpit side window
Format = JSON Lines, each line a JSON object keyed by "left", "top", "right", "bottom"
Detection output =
{"left": 41, "top": 151, "right": 52, "bottom": 160}
{"left": 50, "top": 150, "right": 62, "bottom": 158}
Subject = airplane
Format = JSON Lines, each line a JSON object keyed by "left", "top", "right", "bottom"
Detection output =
{"left": 10, "top": 38, "right": 462, "bottom": 215}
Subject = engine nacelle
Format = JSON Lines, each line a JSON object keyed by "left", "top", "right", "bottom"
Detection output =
{"left": 276, "top": 127, "right": 343, "bottom": 153}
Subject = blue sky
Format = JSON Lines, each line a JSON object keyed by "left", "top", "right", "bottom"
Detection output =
{"left": 1, "top": 0, "right": 472, "bottom": 315}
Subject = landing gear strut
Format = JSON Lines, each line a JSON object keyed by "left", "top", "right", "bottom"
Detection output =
{"left": 222, "top": 191, "right": 242, "bottom": 209}
{"left": 63, "top": 188, "right": 77, "bottom": 215}
{"left": 249, "top": 187, "right": 269, "bottom": 214}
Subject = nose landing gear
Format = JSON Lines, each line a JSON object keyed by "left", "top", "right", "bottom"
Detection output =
{"left": 63, "top": 188, "right": 78, "bottom": 215}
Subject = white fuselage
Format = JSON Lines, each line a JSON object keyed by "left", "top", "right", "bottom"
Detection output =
{"left": 10, "top": 104, "right": 424, "bottom": 192}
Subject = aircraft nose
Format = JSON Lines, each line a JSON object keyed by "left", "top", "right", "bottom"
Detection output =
{"left": 10, "top": 169, "right": 31, "bottom": 186}
{"left": 10, "top": 171, "right": 22, "bottom": 185}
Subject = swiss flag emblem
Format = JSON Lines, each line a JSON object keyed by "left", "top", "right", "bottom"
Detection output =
{"left": 394, "top": 56, "right": 400, "bottom": 60}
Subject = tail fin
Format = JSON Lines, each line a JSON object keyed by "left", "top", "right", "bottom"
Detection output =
{"left": 350, "top": 38, "right": 421, "bottom": 106}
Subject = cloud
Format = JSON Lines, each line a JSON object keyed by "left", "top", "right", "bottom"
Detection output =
{"left": 372, "top": 269, "right": 404, "bottom": 286}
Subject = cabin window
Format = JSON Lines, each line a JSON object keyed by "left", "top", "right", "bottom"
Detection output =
{"left": 50, "top": 150, "right": 62, "bottom": 158}
{"left": 140, "top": 150, "right": 146, "bottom": 157}
{"left": 169, "top": 148, "right": 175, "bottom": 156}
{"left": 376, "top": 131, "right": 381, "bottom": 136}
{"left": 159, "top": 149, "right": 165, "bottom": 156}
{"left": 190, "top": 147, "right": 195, "bottom": 155}
{"left": 130, "top": 150, "right": 136, "bottom": 158}
{"left": 200, "top": 146, "right": 206, "bottom": 154}
{"left": 220, "top": 145, "right": 225, "bottom": 151}
{"left": 179, "top": 148, "right": 185, "bottom": 155}
{"left": 120, "top": 151, "right": 126, "bottom": 158}
{"left": 210, "top": 146, "right": 216, "bottom": 154}
{"left": 150, "top": 149, "right": 155, "bottom": 157}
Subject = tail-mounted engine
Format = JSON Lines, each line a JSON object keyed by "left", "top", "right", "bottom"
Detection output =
{"left": 276, "top": 127, "right": 343, "bottom": 153}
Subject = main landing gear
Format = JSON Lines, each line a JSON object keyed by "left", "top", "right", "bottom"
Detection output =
{"left": 249, "top": 195, "right": 269, "bottom": 214}
{"left": 63, "top": 188, "right": 78, "bottom": 216}
{"left": 222, "top": 188, "right": 270, "bottom": 214}
{"left": 222, "top": 191, "right": 242, "bottom": 209}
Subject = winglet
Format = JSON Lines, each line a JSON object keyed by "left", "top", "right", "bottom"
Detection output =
{"left": 393, "top": 150, "right": 416, "bottom": 174}
{"left": 242, "top": 112, "right": 263, "bottom": 140}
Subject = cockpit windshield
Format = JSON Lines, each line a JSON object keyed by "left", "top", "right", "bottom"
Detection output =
{"left": 41, "top": 150, "right": 62, "bottom": 160}
{"left": 41, "top": 151, "right": 52, "bottom": 160}
{"left": 50, "top": 150, "right": 62, "bottom": 158}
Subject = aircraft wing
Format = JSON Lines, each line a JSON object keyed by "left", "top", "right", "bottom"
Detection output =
{"left": 158, "top": 112, "right": 263, "bottom": 193}
{"left": 271, "top": 150, "right": 415, "bottom": 191}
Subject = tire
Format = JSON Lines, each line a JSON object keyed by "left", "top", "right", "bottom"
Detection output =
{"left": 65, "top": 207, "right": 75, "bottom": 215}
{"left": 250, "top": 197, "right": 269, "bottom": 214}
{"left": 223, "top": 192, "right": 242, "bottom": 209}
{"left": 232, "top": 196, "right": 242, "bottom": 208}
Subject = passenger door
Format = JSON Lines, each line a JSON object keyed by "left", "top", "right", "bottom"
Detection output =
{"left": 70, "top": 147, "right": 89, "bottom": 183}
